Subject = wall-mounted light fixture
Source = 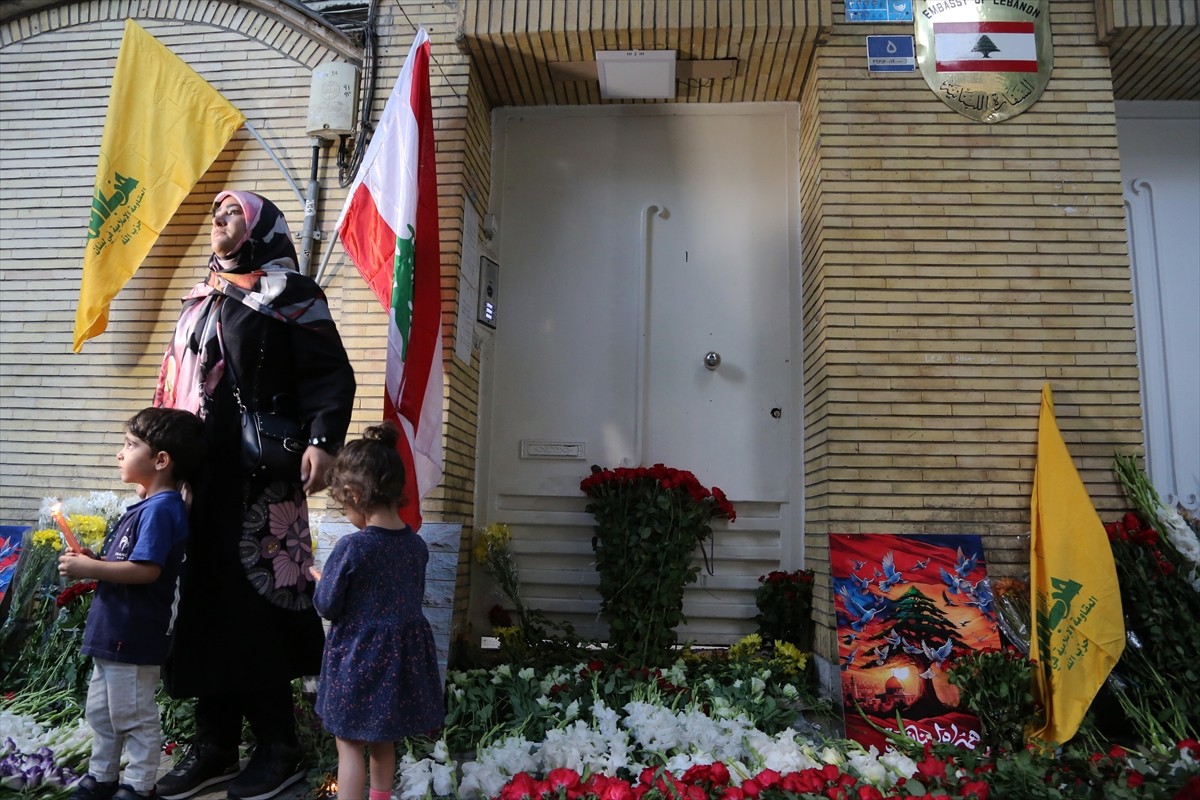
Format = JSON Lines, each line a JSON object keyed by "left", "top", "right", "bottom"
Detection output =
{"left": 595, "top": 50, "right": 677, "bottom": 99}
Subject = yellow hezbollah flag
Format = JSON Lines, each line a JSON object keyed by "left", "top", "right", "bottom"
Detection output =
{"left": 1028, "top": 383, "right": 1125, "bottom": 745}
{"left": 75, "top": 18, "right": 245, "bottom": 352}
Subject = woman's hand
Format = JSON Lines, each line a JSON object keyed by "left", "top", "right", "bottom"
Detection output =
{"left": 301, "top": 445, "right": 334, "bottom": 495}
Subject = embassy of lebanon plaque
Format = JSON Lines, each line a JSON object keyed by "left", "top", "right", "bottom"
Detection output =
{"left": 915, "top": 0, "right": 1053, "bottom": 123}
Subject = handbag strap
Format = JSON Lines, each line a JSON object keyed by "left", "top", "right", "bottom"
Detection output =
{"left": 221, "top": 341, "right": 265, "bottom": 414}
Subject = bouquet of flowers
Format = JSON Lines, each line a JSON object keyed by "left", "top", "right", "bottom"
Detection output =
{"left": 581, "top": 464, "right": 735, "bottom": 664}
{"left": 473, "top": 522, "right": 577, "bottom": 661}
{"left": 753, "top": 569, "right": 815, "bottom": 651}
{"left": 1114, "top": 452, "right": 1200, "bottom": 591}
{"left": 945, "top": 645, "right": 1038, "bottom": 753}
{"left": 1, "top": 492, "right": 128, "bottom": 698}
{"left": 1103, "top": 510, "right": 1200, "bottom": 747}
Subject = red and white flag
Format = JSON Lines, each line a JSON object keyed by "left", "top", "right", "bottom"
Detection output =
{"left": 934, "top": 21, "right": 1037, "bottom": 73}
{"left": 337, "top": 28, "right": 443, "bottom": 530}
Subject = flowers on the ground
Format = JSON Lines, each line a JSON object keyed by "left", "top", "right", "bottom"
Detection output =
{"left": 0, "top": 690, "right": 91, "bottom": 795}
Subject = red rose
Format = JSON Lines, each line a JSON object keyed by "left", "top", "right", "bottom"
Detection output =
{"left": 499, "top": 773, "right": 538, "bottom": 800}
{"left": 856, "top": 787, "right": 885, "bottom": 800}
{"left": 547, "top": 768, "right": 580, "bottom": 792}
{"left": 754, "top": 769, "right": 781, "bottom": 789}
{"left": 708, "top": 763, "right": 731, "bottom": 786}
{"left": 740, "top": 778, "right": 761, "bottom": 798}
{"left": 960, "top": 780, "right": 990, "bottom": 799}
{"left": 1127, "top": 772, "right": 1145, "bottom": 789}
{"left": 596, "top": 778, "right": 634, "bottom": 800}
{"left": 916, "top": 751, "right": 948, "bottom": 781}
{"left": 781, "top": 771, "right": 826, "bottom": 793}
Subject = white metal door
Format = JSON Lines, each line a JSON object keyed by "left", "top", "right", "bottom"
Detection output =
{"left": 479, "top": 105, "right": 799, "bottom": 643}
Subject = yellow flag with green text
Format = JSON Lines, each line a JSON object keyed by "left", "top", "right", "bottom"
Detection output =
{"left": 75, "top": 18, "right": 245, "bottom": 352}
{"left": 1028, "top": 383, "right": 1125, "bottom": 745}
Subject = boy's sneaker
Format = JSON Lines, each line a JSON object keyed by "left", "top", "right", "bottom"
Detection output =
{"left": 225, "top": 742, "right": 303, "bottom": 800}
{"left": 69, "top": 775, "right": 119, "bottom": 800}
{"left": 112, "top": 786, "right": 157, "bottom": 800}
{"left": 154, "top": 743, "right": 241, "bottom": 800}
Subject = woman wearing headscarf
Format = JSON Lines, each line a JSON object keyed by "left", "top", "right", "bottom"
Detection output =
{"left": 153, "top": 191, "right": 356, "bottom": 800}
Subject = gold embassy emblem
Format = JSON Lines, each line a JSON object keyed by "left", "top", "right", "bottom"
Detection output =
{"left": 915, "top": 0, "right": 1053, "bottom": 123}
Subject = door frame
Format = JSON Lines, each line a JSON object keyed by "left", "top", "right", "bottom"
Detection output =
{"left": 471, "top": 101, "right": 806, "bottom": 639}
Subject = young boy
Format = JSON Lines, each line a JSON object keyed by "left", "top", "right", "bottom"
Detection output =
{"left": 59, "top": 407, "right": 207, "bottom": 800}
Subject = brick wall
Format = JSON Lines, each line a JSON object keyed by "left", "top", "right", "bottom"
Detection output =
{"left": 801, "top": 0, "right": 1143, "bottom": 655}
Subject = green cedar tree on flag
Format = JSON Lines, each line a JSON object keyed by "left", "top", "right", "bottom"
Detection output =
{"left": 336, "top": 27, "right": 443, "bottom": 529}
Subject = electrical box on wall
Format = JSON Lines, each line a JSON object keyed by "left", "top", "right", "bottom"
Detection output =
{"left": 306, "top": 62, "right": 359, "bottom": 140}
{"left": 478, "top": 256, "right": 499, "bottom": 329}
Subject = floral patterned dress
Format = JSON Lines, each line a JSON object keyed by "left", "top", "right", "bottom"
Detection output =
{"left": 314, "top": 526, "right": 444, "bottom": 741}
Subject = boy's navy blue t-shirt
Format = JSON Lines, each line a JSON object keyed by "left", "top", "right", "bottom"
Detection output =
{"left": 82, "top": 491, "right": 189, "bottom": 665}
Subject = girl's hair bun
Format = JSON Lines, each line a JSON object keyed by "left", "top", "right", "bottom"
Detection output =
{"left": 363, "top": 421, "right": 400, "bottom": 450}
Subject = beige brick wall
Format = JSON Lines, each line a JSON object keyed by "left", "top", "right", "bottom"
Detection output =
{"left": 801, "top": 0, "right": 1144, "bottom": 655}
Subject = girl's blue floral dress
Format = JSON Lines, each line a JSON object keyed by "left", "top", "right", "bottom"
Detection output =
{"left": 313, "top": 525, "right": 444, "bottom": 740}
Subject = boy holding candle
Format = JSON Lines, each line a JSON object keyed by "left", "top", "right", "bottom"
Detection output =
{"left": 59, "top": 407, "right": 206, "bottom": 800}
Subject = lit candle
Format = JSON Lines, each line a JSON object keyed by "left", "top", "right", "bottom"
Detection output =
{"left": 50, "top": 503, "right": 82, "bottom": 553}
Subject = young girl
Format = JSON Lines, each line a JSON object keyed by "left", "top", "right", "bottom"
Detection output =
{"left": 311, "top": 423, "right": 444, "bottom": 800}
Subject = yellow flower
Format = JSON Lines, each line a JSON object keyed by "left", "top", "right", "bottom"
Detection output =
{"left": 475, "top": 523, "right": 512, "bottom": 563}
{"left": 494, "top": 625, "right": 525, "bottom": 649}
{"left": 772, "top": 640, "right": 809, "bottom": 675}
{"left": 728, "top": 633, "right": 762, "bottom": 661}
{"left": 484, "top": 523, "right": 511, "bottom": 548}
{"left": 70, "top": 515, "right": 108, "bottom": 549}
{"left": 32, "top": 529, "right": 63, "bottom": 551}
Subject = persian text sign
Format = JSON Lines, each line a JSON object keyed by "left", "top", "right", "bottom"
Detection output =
{"left": 915, "top": 0, "right": 1052, "bottom": 122}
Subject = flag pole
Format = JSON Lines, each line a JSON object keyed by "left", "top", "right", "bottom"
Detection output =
{"left": 243, "top": 121, "right": 305, "bottom": 206}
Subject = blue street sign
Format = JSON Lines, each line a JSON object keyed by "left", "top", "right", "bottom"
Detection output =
{"left": 866, "top": 35, "right": 916, "bottom": 73}
{"left": 847, "top": 0, "right": 914, "bottom": 23}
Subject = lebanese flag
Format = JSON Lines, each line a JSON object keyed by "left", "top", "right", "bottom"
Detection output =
{"left": 336, "top": 27, "right": 443, "bottom": 530}
{"left": 934, "top": 21, "right": 1038, "bottom": 73}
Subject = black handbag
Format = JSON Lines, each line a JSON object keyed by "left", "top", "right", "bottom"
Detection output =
{"left": 240, "top": 405, "right": 307, "bottom": 480}
{"left": 227, "top": 350, "right": 308, "bottom": 481}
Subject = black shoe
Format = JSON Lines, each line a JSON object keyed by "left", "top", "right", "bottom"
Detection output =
{"left": 155, "top": 743, "right": 241, "bottom": 800}
{"left": 225, "top": 742, "right": 303, "bottom": 800}
{"left": 70, "top": 775, "right": 119, "bottom": 800}
{"left": 112, "top": 786, "right": 157, "bottom": 800}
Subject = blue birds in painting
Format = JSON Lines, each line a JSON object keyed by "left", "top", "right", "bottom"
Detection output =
{"left": 841, "top": 646, "right": 859, "bottom": 671}
{"left": 877, "top": 550, "right": 904, "bottom": 591}
{"left": 851, "top": 559, "right": 866, "bottom": 571}
{"left": 850, "top": 604, "right": 880, "bottom": 632}
{"left": 912, "top": 557, "right": 930, "bottom": 571}
{"left": 963, "top": 577, "right": 995, "bottom": 614}
{"left": 954, "top": 546, "right": 978, "bottom": 579}
{"left": 873, "top": 645, "right": 891, "bottom": 665}
{"left": 940, "top": 566, "right": 971, "bottom": 596}
{"left": 883, "top": 630, "right": 902, "bottom": 648}
{"left": 922, "top": 638, "right": 954, "bottom": 667}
